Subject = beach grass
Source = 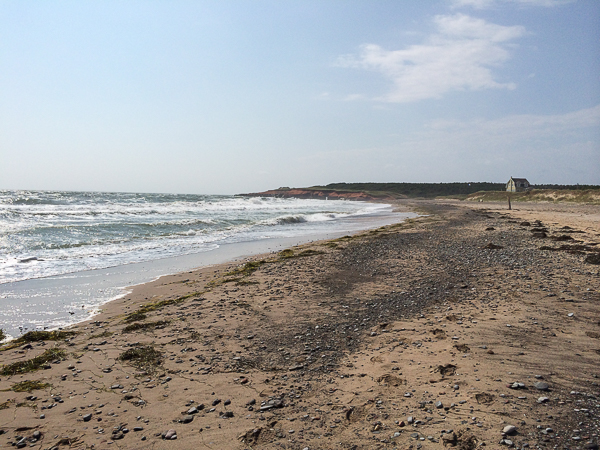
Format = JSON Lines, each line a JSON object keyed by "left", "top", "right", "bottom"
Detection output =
{"left": 466, "top": 189, "right": 600, "bottom": 204}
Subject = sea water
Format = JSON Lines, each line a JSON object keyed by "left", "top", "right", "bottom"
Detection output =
{"left": 0, "top": 190, "right": 415, "bottom": 338}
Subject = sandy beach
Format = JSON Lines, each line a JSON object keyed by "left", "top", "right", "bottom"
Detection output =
{"left": 0, "top": 199, "right": 599, "bottom": 450}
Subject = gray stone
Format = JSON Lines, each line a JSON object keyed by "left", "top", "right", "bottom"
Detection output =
{"left": 180, "top": 415, "right": 194, "bottom": 424}
{"left": 533, "top": 381, "right": 549, "bottom": 391}
{"left": 503, "top": 425, "right": 517, "bottom": 435}
{"left": 537, "top": 397, "right": 549, "bottom": 403}
{"left": 83, "top": 414, "right": 92, "bottom": 422}
{"left": 163, "top": 429, "right": 177, "bottom": 440}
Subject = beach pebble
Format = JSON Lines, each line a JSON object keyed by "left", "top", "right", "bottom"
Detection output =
{"left": 442, "top": 432, "right": 457, "bottom": 444}
{"left": 83, "top": 413, "right": 92, "bottom": 422}
{"left": 162, "top": 429, "right": 177, "bottom": 440}
{"left": 187, "top": 406, "right": 199, "bottom": 414}
{"left": 112, "top": 432, "right": 124, "bottom": 440}
{"left": 179, "top": 415, "right": 194, "bottom": 424}
{"left": 435, "top": 401, "right": 443, "bottom": 409}
{"left": 533, "top": 381, "right": 549, "bottom": 391}
{"left": 503, "top": 425, "right": 517, "bottom": 435}
{"left": 500, "top": 439, "right": 514, "bottom": 447}
{"left": 537, "top": 397, "right": 549, "bottom": 403}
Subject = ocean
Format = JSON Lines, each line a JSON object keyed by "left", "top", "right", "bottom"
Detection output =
{"left": 0, "top": 190, "right": 415, "bottom": 338}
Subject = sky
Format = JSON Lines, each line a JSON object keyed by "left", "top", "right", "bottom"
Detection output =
{"left": 0, "top": 0, "right": 599, "bottom": 194}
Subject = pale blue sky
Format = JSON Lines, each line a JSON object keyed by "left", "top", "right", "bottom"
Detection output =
{"left": 1, "top": 0, "right": 598, "bottom": 194}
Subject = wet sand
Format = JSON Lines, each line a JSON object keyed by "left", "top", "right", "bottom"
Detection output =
{"left": 0, "top": 199, "right": 599, "bottom": 450}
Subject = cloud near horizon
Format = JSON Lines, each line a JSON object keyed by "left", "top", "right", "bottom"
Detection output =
{"left": 336, "top": 13, "right": 526, "bottom": 103}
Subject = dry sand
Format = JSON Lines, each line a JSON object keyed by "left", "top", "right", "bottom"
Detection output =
{"left": 0, "top": 200, "right": 599, "bottom": 450}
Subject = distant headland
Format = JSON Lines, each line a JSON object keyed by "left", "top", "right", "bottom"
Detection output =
{"left": 240, "top": 182, "right": 600, "bottom": 203}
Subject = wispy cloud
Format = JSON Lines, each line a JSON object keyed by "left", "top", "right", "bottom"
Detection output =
{"left": 336, "top": 14, "right": 526, "bottom": 103}
{"left": 451, "top": 0, "right": 575, "bottom": 9}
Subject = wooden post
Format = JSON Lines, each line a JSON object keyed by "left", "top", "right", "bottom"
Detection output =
{"left": 508, "top": 194, "right": 511, "bottom": 210}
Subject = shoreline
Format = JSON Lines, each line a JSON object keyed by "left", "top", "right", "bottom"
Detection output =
{"left": 0, "top": 199, "right": 598, "bottom": 449}
{"left": 0, "top": 204, "right": 417, "bottom": 339}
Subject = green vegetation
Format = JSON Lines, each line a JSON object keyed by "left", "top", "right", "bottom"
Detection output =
{"left": 14, "top": 330, "right": 75, "bottom": 344}
{"left": 224, "top": 260, "right": 266, "bottom": 277}
{"left": 533, "top": 184, "right": 600, "bottom": 191}
{"left": 123, "top": 291, "right": 205, "bottom": 322}
{"left": 0, "top": 400, "right": 13, "bottom": 410}
{"left": 0, "top": 348, "right": 66, "bottom": 376}
{"left": 0, "top": 329, "right": 5, "bottom": 342}
{"left": 123, "top": 312, "right": 147, "bottom": 323}
{"left": 466, "top": 189, "right": 600, "bottom": 204}
{"left": 278, "top": 248, "right": 325, "bottom": 259}
{"left": 10, "top": 380, "right": 51, "bottom": 392}
{"left": 122, "top": 320, "right": 170, "bottom": 333}
{"left": 87, "top": 330, "right": 113, "bottom": 340}
{"left": 307, "top": 182, "right": 600, "bottom": 199}
{"left": 208, "top": 260, "right": 268, "bottom": 287}
{"left": 309, "top": 182, "right": 506, "bottom": 198}
{"left": 118, "top": 345, "right": 163, "bottom": 370}
{"left": 279, "top": 249, "right": 295, "bottom": 259}
{"left": 1, "top": 330, "right": 77, "bottom": 351}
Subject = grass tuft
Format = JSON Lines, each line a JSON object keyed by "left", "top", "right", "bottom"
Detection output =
{"left": 0, "top": 348, "right": 66, "bottom": 376}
